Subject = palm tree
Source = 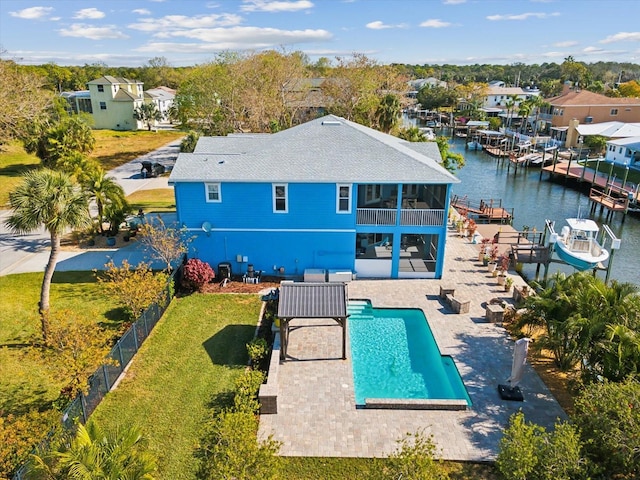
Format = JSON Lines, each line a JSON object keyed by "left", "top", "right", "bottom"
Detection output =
{"left": 376, "top": 93, "right": 401, "bottom": 133}
{"left": 517, "top": 100, "right": 532, "bottom": 134}
{"left": 82, "top": 168, "right": 128, "bottom": 234}
{"left": 5, "top": 169, "right": 91, "bottom": 341}
{"left": 27, "top": 421, "right": 157, "bottom": 479}
{"left": 528, "top": 95, "right": 549, "bottom": 137}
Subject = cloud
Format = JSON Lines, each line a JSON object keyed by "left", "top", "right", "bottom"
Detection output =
{"left": 240, "top": 0, "right": 314, "bottom": 12}
{"left": 553, "top": 40, "right": 578, "bottom": 48}
{"left": 600, "top": 32, "right": 640, "bottom": 44}
{"left": 137, "top": 26, "right": 332, "bottom": 52}
{"left": 443, "top": 0, "right": 466, "bottom": 4}
{"left": 59, "top": 24, "right": 129, "bottom": 40}
{"left": 129, "top": 14, "right": 243, "bottom": 32}
{"left": 366, "top": 21, "right": 408, "bottom": 30}
{"left": 132, "top": 8, "right": 151, "bottom": 15}
{"left": 9, "top": 6, "right": 54, "bottom": 20}
{"left": 419, "top": 19, "right": 452, "bottom": 28}
{"left": 74, "top": 8, "right": 105, "bottom": 19}
{"left": 487, "top": 12, "right": 560, "bottom": 21}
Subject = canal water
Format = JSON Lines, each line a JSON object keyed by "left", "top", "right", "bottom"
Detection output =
{"left": 445, "top": 135, "right": 639, "bottom": 287}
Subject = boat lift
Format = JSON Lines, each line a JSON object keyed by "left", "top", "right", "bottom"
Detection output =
{"left": 544, "top": 220, "right": 621, "bottom": 284}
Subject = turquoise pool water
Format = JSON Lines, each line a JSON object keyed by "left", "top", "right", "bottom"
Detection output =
{"left": 348, "top": 300, "right": 472, "bottom": 406}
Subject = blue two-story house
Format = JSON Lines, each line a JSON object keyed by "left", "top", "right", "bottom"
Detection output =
{"left": 169, "top": 115, "right": 459, "bottom": 279}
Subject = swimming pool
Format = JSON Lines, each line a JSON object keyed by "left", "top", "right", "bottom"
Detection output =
{"left": 348, "top": 300, "right": 471, "bottom": 408}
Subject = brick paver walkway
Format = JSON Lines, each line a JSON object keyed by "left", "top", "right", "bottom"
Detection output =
{"left": 258, "top": 226, "right": 566, "bottom": 461}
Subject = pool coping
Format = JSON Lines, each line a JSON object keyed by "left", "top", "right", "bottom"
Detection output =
{"left": 363, "top": 398, "right": 469, "bottom": 410}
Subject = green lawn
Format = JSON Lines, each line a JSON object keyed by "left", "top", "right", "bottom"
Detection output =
{"left": 0, "top": 272, "right": 123, "bottom": 416}
{"left": 0, "top": 142, "right": 41, "bottom": 206}
{"left": 126, "top": 188, "right": 176, "bottom": 212}
{"left": 91, "top": 293, "right": 261, "bottom": 480}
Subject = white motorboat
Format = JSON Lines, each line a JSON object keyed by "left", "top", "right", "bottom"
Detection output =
{"left": 467, "top": 136, "right": 482, "bottom": 150}
{"left": 418, "top": 127, "right": 436, "bottom": 140}
{"left": 551, "top": 218, "right": 609, "bottom": 271}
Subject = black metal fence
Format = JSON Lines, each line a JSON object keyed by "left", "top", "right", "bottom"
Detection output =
{"left": 13, "top": 263, "right": 182, "bottom": 480}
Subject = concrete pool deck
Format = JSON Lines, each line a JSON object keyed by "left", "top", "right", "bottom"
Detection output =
{"left": 257, "top": 225, "right": 567, "bottom": 461}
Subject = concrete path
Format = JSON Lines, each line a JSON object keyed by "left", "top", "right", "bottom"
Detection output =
{"left": 258, "top": 226, "right": 567, "bottom": 461}
{"left": 0, "top": 140, "right": 181, "bottom": 276}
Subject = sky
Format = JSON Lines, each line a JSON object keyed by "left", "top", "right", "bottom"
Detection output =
{"left": 1, "top": 0, "right": 639, "bottom": 68}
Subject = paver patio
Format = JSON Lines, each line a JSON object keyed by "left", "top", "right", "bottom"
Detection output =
{"left": 258, "top": 225, "right": 567, "bottom": 461}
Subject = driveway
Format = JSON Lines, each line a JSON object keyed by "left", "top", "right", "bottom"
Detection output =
{"left": 0, "top": 140, "right": 181, "bottom": 276}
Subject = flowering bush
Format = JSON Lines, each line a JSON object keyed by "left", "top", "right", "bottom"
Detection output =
{"left": 181, "top": 258, "right": 215, "bottom": 292}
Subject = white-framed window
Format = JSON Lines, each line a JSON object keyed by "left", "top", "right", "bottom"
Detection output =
{"left": 611, "top": 108, "right": 619, "bottom": 116}
{"left": 97, "top": 85, "right": 104, "bottom": 92}
{"left": 336, "top": 184, "right": 352, "bottom": 213}
{"left": 205, "top": 183, "right": 221, "bottom": 203}
{"left": 273, "top": 184, "right": 288, "bottom": 212}
{"left": 402, "top": 184, "right": 419, "bottom": 197}
{"left": 99, "top": 102, "right": 106, "bottom": 110}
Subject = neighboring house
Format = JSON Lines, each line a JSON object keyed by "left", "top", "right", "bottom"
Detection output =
{"left": 604, "top": 137, "right": 640, "bottom": 166}
{"left": 61, "top": 90, "right": 92, "bottom": 115}
{"left": 540, "top": 86, "right": 640, "bottom": 145}
{"left": 169, "top": 115, "right": 459, "bottom": 280}
{"left": 408, "top": 77, "right": 448, "bottom": 98}
{"left": 86, "top": 76, "right": 145, "bottom": 130}
{"left": 145, "top": 86, "right": 176, "bottom": 121}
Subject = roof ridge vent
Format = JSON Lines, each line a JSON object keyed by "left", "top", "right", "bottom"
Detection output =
{"left": 322, "top": 120, "right": 342, "bottom": 126}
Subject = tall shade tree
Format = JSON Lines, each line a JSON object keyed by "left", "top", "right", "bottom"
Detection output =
{"left": 82, "top": 168, "right": 128, "bottom": 234}
{"left": 0, "top": 58, "right": 53, "bottom": 145}
{"left": 5, "top": 169, "right": 91, "bottom": 341}
{"left": 322, "top": 53, "right": 409, "bottom": 128}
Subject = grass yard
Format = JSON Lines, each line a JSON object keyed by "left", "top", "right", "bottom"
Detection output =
{"left": 91, "top": 129, "right": 184, "bottom": 171}
{"left": 0, "top": 272, "right": 123, "bottom": 416}
{"left": 91, "top": 293, "right": 261, "bottom": 480}
{"left": 126, "top": 188, "right": 176, "bottom": 212}
{"left": 0, "top": 130, "right": 185, "bottom": 207}
{"left": 0, "top": 142, "right": 41, "bottom": 206}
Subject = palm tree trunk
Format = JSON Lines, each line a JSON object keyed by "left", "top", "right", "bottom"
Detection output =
{"left": 40, "top": 232, "right": 61, "bottom": 342}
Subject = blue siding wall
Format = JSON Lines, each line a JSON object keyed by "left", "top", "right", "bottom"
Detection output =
{"left": 189, "top": 229, "right": 355, "bottom": 279}
{"left": 175, "top": 182, "right": 354, "bottom": 230}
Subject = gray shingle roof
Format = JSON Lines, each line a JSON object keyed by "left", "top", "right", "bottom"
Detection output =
{"left": 169, "top": 115, "right": 459, "bottom": 185}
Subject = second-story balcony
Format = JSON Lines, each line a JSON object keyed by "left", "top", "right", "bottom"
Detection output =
{"left": 356, "top": 182, "right": 448, "bottom": 227}
{"left": 357, "top": 207, "right": 445, "bottom": 226}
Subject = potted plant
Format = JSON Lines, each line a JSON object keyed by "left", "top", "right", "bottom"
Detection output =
{"left": 504, "top": 277, "right": 514, "bottom": 292}
{"left": 479, "top": 238, "right": 491, "bottom": 262}
{"left": 466, "top": 218, "right": 477, "bottom": 239}
{"left": 487, "top": 243, "right": 499, "bottom": 272}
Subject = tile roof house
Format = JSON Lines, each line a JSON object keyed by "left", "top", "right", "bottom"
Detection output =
{"left": 540, "top": 87, "right": 640, "bottom": 146}
{"left": 169, "top": 115, "right": 459, "bottom": 280}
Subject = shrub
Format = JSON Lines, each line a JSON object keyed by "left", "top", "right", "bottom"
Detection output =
{"left": 573, "top": 378, "right": 640, "bottom": 478}
{"left": 496, "top": 411, "right": 586, "bottom": 480}
{"left": 181, "top": 258, "right": 215, "bottom": 292}
{"left": 197, "top": 410, "right": 280, "bottom": 480}
{"left": 233, "top": 369, "right": 266, "bottom": 414}
{"left": 246, "top": 338, "right": 268, "bottom": 367}
{"left": 384, "top": 429, "right": 449, "bottom": 479}
{"left": 97, "top": 260, "right": 169, "bottom": 320}
{"left": 0, "top": 410, "right": 59, "bottom": 479}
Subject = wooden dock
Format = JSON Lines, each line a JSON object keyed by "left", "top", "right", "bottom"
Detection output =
{"left": 542, "top": 159, "right": 639, "bottom": 219}
{"left": 451, "top": 195, "right": 513, "bottom": 224}
{"left": 475, "top": 224, "right": 551, "bottom": 266}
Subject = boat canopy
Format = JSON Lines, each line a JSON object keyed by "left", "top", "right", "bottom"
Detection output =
{"left": 566, "top": 218, "right": 600, "bottom": 232}
{"left": 477, "top": 129, "right": 504, "bottom": 136}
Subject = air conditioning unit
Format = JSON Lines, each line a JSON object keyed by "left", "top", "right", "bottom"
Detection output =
{"left": 585, "top": 116, "right": 593, "bottom": 123}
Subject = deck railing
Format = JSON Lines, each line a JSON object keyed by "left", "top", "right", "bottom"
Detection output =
{"left": 356, "top": 208, "right": 444, "bottom": 226}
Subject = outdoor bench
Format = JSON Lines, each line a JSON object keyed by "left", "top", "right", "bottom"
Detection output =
{"left": 444, "top": 292, "right": 470, "bottom": 314}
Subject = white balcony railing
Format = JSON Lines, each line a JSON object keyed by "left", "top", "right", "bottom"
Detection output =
{"left": 356, "top": 208, "right": 445, "bottom": 226}
{"left": 400, "top": 209, "right": 444, "bottom": 226}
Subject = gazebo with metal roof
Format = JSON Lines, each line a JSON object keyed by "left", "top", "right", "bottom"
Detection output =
{"left": 277, "top": 282, "right": 349, "bottom": 361}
